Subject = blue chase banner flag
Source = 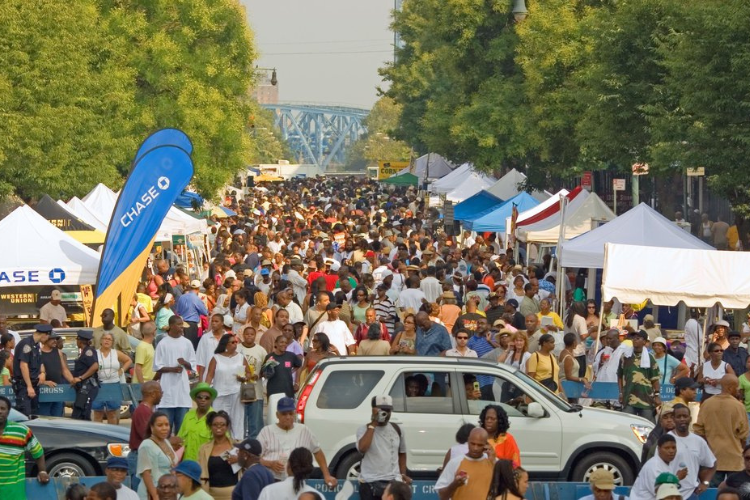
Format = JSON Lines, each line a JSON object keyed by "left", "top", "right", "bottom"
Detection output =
{"left": 92, "top": 129, "right": 194, "bottom": 326}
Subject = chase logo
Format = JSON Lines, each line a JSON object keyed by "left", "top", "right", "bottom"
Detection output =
{"left": 157, "top": 177, "right": 170, "bottom": 190}
{"left": 49, "top": 268, "right": 66, "bottom": 284}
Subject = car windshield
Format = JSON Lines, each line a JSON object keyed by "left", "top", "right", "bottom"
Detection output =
{"left": 511, "top": 369, "right": 573, "bottom": 411}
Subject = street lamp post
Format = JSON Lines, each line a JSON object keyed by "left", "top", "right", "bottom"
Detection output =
{"left": 512, "top": 0, "right": 528, "bottom": 22}
{"left": 255, "top": 67, "right": 277, "bottom": 86}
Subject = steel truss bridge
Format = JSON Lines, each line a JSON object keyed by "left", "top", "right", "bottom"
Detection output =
{"left": 262, "top": 103, "right": 369, "bottom": 169}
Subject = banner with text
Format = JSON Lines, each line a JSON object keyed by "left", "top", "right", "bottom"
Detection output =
{"left": 377, "top": 161, "right": 410, "bottom": 180}
{"left": 92, "top": 129, "right": 194, "bottom": 326}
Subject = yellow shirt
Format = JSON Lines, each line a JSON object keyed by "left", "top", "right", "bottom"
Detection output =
{"left": 537, "top": 311, "right": 564, "bottom": 330}
{"left": 134, "top": 341, "right": 155, "bottom": 382}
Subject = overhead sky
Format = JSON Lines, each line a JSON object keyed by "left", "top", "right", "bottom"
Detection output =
{"left": 241, "top": 0, "right": 394, "bottom": 110}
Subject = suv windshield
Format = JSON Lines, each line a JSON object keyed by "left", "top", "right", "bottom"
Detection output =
{"left": 511, "top": 369, "right": 573, "bottom": 411}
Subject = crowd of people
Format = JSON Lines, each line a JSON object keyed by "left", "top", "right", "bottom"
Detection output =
{"left": 2, "top": 176, "right": 750, "bottom": 499}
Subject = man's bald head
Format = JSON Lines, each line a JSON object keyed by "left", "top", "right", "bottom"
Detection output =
{"left": 721, "top": 374, "right": 739, "bottom": 394}
{"left": 467, "top": 427, "right": 489, "bottom": 459}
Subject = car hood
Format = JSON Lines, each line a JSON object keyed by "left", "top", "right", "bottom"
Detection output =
{"left": 24, "top": 416, "right": 131, "bottom": 441}
{"left": 577, "top": 405, "right": 654, "bottom": 429}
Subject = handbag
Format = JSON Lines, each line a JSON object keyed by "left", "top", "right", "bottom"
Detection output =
{"left": 536, "top": 353, "right": 558, "bottom": 392}
{"left": 240, "top": 382, "right": 257, "bottom": 403}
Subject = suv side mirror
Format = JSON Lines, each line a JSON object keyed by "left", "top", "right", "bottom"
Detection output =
{"left": 527, "top": 402, "right": 545, "bottom": 418}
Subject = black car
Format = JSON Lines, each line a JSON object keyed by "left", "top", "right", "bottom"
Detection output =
{"left": 10, "top": 408, "right": 131, "bottom": 478}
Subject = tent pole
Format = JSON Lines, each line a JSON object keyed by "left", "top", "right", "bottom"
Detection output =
{"left": 592, "top": 302, "right": 606, "bottom": 376}
{"left": 698, "top": 313, "right": 709, "bottom": 370}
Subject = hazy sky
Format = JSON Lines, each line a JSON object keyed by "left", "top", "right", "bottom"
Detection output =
{"left": 241, "top": 0, "right": 394, "bottom": 110}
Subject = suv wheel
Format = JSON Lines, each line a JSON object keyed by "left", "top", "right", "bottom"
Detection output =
{"left": 571, "top": 452, "right": 634, "bottom": 486}
{"left": 335, "top": 452, "right": 363, "bottom": 481}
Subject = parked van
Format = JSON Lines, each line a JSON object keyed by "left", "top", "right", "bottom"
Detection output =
{"left": 295, "top": 357, "right": 652, "bottom": 485}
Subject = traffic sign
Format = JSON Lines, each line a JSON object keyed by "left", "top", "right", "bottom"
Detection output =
{"left": 581, "top": 171, "right": 593, "bottom": 191}
{"left": 632, "top": 163, "right": 649, "bottom": 176}
{"left": 613, "top": 179, "right": 626, "bottom": 191}
{"left": 686, "top": 167, "right": 705, "bottom": 177}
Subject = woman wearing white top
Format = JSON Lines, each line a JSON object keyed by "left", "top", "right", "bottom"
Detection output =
{"left": 258, "top": 447, "right": 318, "bottom": 500}
{"left": 698, "top": 341, "right": 734, "bottom": 402}
{"left": 564, "top": 301, "right": 589, "bottom": 378}
{"left": 233, "top": 290, "right": 250, "bottom": 336}
{"left": 92, "top": 332, "right": 132, "bottom": 425}
{"left": 205, "top": 334, "right": 251, "bottom": 440}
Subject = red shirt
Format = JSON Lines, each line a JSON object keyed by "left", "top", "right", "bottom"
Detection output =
{"left": 129, "top": 403, "right": 153, "bottom": 450}
{"left": 323, "top": 272, "right": 339, "bottom": 292}
{"left": 307, "top": 271, "right": 325, "bottom": 288}
{"left": 353, "top": 322, "right": 391, "bottom": 345}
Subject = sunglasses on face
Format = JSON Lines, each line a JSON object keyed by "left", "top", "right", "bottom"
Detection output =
{"left": 456, "top": 336, "right": 469, "bottom": 340}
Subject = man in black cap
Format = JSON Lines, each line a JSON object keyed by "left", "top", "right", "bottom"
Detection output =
{"left": 71, "top": 329, "right": 100, "bottom": 420}
{"left": 13, "top": 324, "right": 51, "bottom": 415}
{"left": 232, "top": 438, "right": 274, "bottom": 500}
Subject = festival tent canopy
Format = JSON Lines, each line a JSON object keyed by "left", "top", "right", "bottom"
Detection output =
{"left": 34, "top": 195, "right": 106, "bottom": 244}
{"left": 65, "top": 197, "right": 110, "bottom": 231}
{"left": 0, "top": 205, "right": 100, "bottom": 286}
{"left": 445, "top": 172, "right": 496, "bottom": 203}
{"left": 517, "top": 187, "right": 581, "bottom": 227}
{"left": 221, "top": 207, "right": 237, "bottom": 217}
{"left": 602, "top": 242, "right": 750, "bottom": 308}
{"left": 517, "top": 191, "right": 615, "bottom": 244}
{"left": 560, "top": 203, "right": 714, "bottom": 269}
{"left": 396, "top": 153, "right": 454, "bottom": 180}
{"left": 430, "top": 163, "right": 474, "bottom": 193}
{"left": 454, "top": 190, "right": 503, "bottom": 221}
{"left": 174, "top": 191, "right": 204, "bottom": 209}
{"left": 485, "top": 169, "right": 550, "bottom": 202}
{"left": 381, "top": 172, "right": 419, "bottom": 186}
{"left": 464, "top": 192, "right": 540, "bottom": 232}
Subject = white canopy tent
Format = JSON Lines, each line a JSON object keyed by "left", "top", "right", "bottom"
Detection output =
{"left": 486, "top": 168, "right": 550, "bottom": 202}
{"left": 602, "top": 242, "right": 750, "bottom": 308}
{"left": 431, "top": 164, "right": 478, "bottom": 193}
{"left": 445, "top": 172, "right": 496, "bottom": 203}
{"left": 0, "top": 206, "right": 100, "bottom": 286}
{"left": 396, "top": 153, "right": 454, "bottom": 181}
{"left": 62, "top": 197, "right": 108, "bottom": 232}
{"left": 517, "top": 191, "right": 615, "bottom": 244}
{"left": 560, "top": 203, "right": 713, "bottom": 269}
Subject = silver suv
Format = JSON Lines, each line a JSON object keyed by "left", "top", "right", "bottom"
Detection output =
{"left": 295, "top": 356, "right": 652, "bottom": 485}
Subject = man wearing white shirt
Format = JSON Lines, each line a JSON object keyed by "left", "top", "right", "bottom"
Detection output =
{"left": 153, "top": 316, "right": 197, "bottom": 435}
{"left": 670, "top": 403, "right": 716, "bottom": 498}
{"left": 630, "top": 434, "right": 682, "bottom": 499}
{"left": 396, "top": 276, "right": 426, "bottom": 312}
{"left": 317, "top": 304, "right": 356, "bottom": 355}
{"left": 684, "top": 308, "right": 703, "bottom": 374}
{"left": 287, "top": 259, "right": 308, "bottom": 306}
{"left": 276, "top": 289, "right": 304, "bottom": 324}
{"left": 195, "top": 314, "right": 227, "bottom": 381}
{"left": 419, "top": 266, "right": 443, "bottom": 304}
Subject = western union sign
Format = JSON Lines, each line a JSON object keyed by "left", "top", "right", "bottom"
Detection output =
{"left": 377, "top": 161, "right": 410, "bottom": 180}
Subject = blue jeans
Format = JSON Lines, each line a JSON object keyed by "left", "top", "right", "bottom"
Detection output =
{"left": 37, "top": 401, "right": 64, "bottom": 417}
{"left": 160, "top": 407, "right": 189, "bottom": 435}
{"left": 128, "top": 450, "right": 139, "bottom": 491}
{"left": 623, "top": 405, "right": 655, "bottom": 423}
{"left": 244, "top": 400, "right": 264, "bottom": 439}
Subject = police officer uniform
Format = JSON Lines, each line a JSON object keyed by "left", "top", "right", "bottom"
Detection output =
{"left": 12, "top": 324, "right": 50, "bottom": 415}
{"left": 71, "top": 329, "right": 100, "bottom": 420}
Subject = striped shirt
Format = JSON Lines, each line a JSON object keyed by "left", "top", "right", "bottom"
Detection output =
{"left": 373, "top": 298, "right": 397, "bottom": 336}
{"left": 0, "top": 422, "right": 43, "bottom": 498}
{"left": 257, "top": 424, "right": 321, "bottom": 481}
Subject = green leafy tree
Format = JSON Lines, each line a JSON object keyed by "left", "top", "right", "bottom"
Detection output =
{"left": 0, "top": 1, "right": 138, "bottom": 201}
{"left": 348, "top": 97, "right": 411, "bottom": 168}
{"left": 651, "top": 0, "right": 750, "bottom": 238}
{"left": 100, "top": 0, "right": 258, "bottom": 198}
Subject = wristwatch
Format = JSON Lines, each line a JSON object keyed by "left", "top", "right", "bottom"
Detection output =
{"left": 702, "top": 480, "right": 710, "bottom": 486}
